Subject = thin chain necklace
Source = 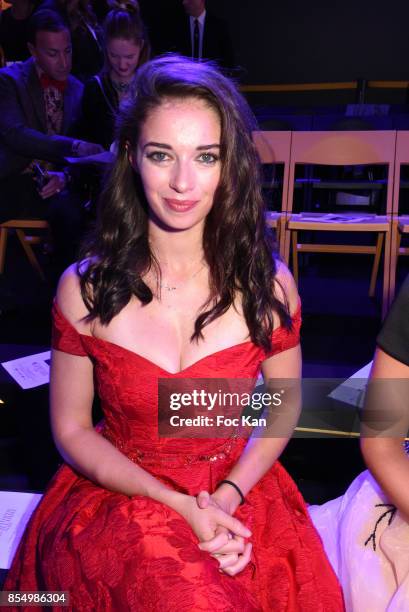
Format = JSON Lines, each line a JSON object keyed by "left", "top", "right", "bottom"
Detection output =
{"left": 159, "top": 262, "right": 205, "bottom": 292}
{"left": 111, "top": 78, "right": 132, "bottom": 94}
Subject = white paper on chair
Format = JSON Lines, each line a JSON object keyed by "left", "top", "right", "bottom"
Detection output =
{"left": 299, "top": 213, "right": 372, "bottom": 223}
{"left": 1, "top": 351, "right": 51, "bottom": 389}
{"left": 0, "top": 491, "right": 42, "bottom": 569}
{"left": 328, "top": 362, "right": 373, "bottom": 408}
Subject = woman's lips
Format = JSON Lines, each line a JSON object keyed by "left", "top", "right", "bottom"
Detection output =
{"left": 164, "top": 199, "right": 199, "bottom": 212}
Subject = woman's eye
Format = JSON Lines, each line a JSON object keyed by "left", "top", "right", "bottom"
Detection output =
{"left": 146, "top": 151, "right": 169, "bottom": 162}
{"left": 198, "top": 152, "right": 219, "bottom": 164}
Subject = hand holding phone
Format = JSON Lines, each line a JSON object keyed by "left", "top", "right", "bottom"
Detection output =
{"left": 32, "top": 163, "right": 47, "bottom": 190}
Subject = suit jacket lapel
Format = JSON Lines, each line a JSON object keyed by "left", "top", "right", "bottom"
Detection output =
{"left": 25, "top": 59, "right": 47, "bottom": 131}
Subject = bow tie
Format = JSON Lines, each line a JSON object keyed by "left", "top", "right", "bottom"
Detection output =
{"left": 40, "top": 73, "right": 67, "bottom": 93}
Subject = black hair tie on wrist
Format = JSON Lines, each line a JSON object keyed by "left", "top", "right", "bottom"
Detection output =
{"left": 218, "top": 479, "right": 245, "bottom": 505}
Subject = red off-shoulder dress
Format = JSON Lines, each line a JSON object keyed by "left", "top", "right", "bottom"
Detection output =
{"left": 4, "top": 304, "right": 344, "bottom": 611}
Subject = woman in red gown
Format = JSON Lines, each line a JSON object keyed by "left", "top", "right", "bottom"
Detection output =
{"left": 5, "top": 55, "right": 344, "bottom": 611}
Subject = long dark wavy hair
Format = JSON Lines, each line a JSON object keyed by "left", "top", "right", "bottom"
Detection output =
{"left": 79, "top": 55, "right": 291, "bottom": 351}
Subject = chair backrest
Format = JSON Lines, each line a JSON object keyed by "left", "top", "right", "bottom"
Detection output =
{"left": 312, "top": 115, "right": 393, "bottom": 131}
{"left": 259, "top": 115, "right": 313, "bottom": 131}
{"left": 392, "top": 130, "right": 409, "bottom": 215}
{"left": 252, "top": 130, "right": 292, "bottom": 212}
{"left": 287, "top": 130, "right": 397, "bottom": 215}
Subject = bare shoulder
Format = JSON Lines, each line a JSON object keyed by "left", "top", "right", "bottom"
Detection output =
{"left": 55, "top": 262, "right": 91, "bottom": 332}
{"left": 273, "top": 259, "right": 300, "bottom": 316}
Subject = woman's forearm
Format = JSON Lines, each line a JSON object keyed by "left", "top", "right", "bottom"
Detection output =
{"left": 56, "top": 426, "right": 252, "bottom": 544}
{"left": 361, "top": 437, "right": 409, "bottom": 522}
{"left": 361, "top": 348, "right": 409, "bottom": 521}
{"left": 213, "top": 376, "right": 301, "bottom": 513}
{"left": 215, "top": 436, "right": 290, "bottom": 513}
{"left": 56, "top": 426, "right": 183, "bottom": 509}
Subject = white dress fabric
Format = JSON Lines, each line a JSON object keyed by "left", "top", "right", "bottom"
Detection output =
{"left": 309, "top": 470, "right": 409, "bottom": 611}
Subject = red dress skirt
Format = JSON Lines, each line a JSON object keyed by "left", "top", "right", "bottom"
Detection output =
{"left": 4, "top": 304, "right": 344, "bottom": 611}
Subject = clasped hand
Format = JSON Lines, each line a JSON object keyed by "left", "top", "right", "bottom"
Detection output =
{"left": 36, "top": 171, "right": 66, "bottom": 199}
{"left": 181, "top": 491, "right": 252, "bottom": 576}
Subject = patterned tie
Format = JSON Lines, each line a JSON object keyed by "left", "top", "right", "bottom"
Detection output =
{"left": 193, "top": 18, "right": 200, "bottom": 59}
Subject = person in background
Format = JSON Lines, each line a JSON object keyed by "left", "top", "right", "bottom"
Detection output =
{"left": 134, "top": 0, "right": 184, "bottom": 58}
{"left": 170, "top": 0, "right": 235, "bottom": 71}
{"left": 89, "top": 0, "right": 110, "bottom": 24}
{"left": 0, "top": 0, "right": 48, "bottom": 63}
{"left": 0, "top": 9, "right": 104, "bottom": 276}
{"left": 80, "top": 0, "right": 150, "bottom": 150}
{"left": 50, "top": 0, "right": 104, "bottom": 82}
{"left": 309, "top": 275, "right": 409, "bottom": 610}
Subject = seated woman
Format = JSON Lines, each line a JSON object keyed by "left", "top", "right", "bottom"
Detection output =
{"left": 81, "top": 0, "right": 150, "bottom": 150}
{"left": 309, "top": 276, "right": 409, "bottom": 611}
{"left": 5, "top": 56, "right": 344, "bottom": 611}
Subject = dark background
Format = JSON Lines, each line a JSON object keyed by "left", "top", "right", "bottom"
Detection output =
{"left": 205, "top": 0, "right": 409, "bottom": 84}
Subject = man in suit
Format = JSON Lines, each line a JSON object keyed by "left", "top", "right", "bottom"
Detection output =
{"left": 168, "top": 0, "right": 235, "bottom": 71}
{"left": 0, "top": 9, "right": 103, "bottom": 277}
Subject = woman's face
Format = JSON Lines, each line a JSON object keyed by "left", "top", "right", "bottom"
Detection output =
{"left": 107, "top": 37, "right": 142, "bottom": 81}
{"left": 133, "top": 97, "right": 221, "bottom": 233}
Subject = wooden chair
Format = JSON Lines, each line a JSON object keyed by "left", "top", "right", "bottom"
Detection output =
{"left": 253, "top": 131, "right": 292, "bottom": 256}
{"left": 0, "top": 219, "right": 50, "bottom": 281}
{"left": 284, "top": 131, "right": 397, "bottom": 317}
{"left": 0, "top": 45, "right": 5, "bottom": 69}
{"left": 396, "top": 216, "right": 409, "bottom": 257}
{"left": 0, "top": 490, "right": 42, "bottom": 570}
{"left": 389, "top": 131, "right": 409, "bottom": 303}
